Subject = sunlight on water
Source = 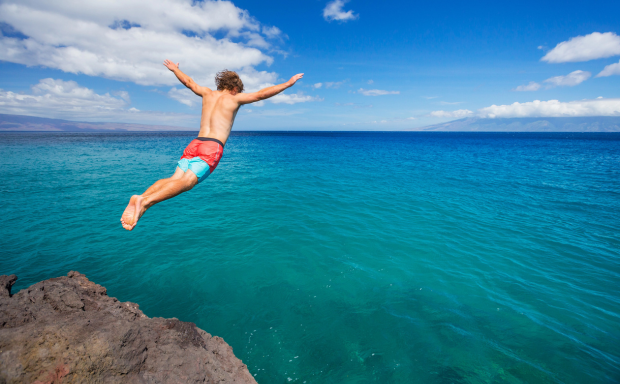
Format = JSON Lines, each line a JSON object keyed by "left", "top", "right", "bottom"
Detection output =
{"left": 1, "top": 131, "right": 619, "bottom": 383}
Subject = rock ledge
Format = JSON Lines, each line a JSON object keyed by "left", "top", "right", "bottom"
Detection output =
{"left": 0, "top": 271, "right": 256, "bottom": 384}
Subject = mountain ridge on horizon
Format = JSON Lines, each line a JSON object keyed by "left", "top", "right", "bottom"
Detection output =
{"left": 415, "top": 116, "right": 620, "bottom": 132}
{"left": 0, "top": 113, "right": 191, "bottom": 132}
{"left": 1, "top": 113, "right": 620, "bottom": 132}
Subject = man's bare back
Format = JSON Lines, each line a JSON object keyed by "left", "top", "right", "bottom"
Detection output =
{"left": 119, "top": 61, "right": 303, "bottom": 230}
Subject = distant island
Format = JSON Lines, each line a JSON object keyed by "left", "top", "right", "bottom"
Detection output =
{"left": 415, "top": 116, "right": 620, "bottom": 132}
{"left": 2, "top": 113, "right": 620, "bottom": 132}
{"left": 0, "top": 113, "right": 190, "bottom": 132}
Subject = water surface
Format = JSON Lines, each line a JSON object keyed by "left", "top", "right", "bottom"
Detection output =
{"left": 1, "top": 131, "right": 619, "bottom": 383}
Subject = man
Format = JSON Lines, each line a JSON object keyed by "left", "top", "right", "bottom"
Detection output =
{"left": 120, "top": 60, "right": 304, "bottom": 230}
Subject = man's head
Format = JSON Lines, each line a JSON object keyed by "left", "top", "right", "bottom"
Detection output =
{"left": 215, "top": 70, "right": 244, "bottom": 93}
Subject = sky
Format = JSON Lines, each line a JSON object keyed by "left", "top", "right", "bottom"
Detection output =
{"left": 0, "top": 0, "right": 619, "bottom": 130}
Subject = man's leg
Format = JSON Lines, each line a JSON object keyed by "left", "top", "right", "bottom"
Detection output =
{"left": 121, "top": 170, "right": 198, "bottom": 231}
{"left": 142, "top": 170, "right": 198, "bottom": 210}
{"left": 121, "top": 167, "right": 183, "bottom": 230}
{"left": 142, "top": 167, "right": 185, "bottom": 197}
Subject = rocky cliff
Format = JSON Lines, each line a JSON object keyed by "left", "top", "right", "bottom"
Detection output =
{"left": 0, "top": 272, "right": 257, "bottom": 384}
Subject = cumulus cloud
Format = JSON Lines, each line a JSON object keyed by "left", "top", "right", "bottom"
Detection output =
{"left": 541, "top": 32, "right": 620, "bottom": 63}
{"left": 167, "top": 87, "right": 196, "bottom": 107}
{"left": 323, "top": 0, "right": 358, "bottom": 22}
{"left": 429, "top": 109, "right": 474, "bottom": 118}
{"left": 270, "top": 92, "right": 322, "bottom": 105}
{"left": 262, "top": 26, "right": 284, "bottom": 40}
{"left": 0, "top": 78, "right": 126, "bottom": 115}
{"left": 597, "top": 60, "right": 620, "bottom": 77}
{"left": 478, "top": 98, "right": 620, "bottom": 118}
{"left": 0, "top": 0, "right": 283, "bottom": 87}
{"left": 544, "top": 70, "right": 591, "bottom": 87}
{"left": 334, "top": 102, "right": 372, "bottom": 109}
{"left": 325, "top": 81, "right": 345, "bottom": 89}
{"left": 358, "top": 88, "right": 399, "bottom": 96}
{"left": 0, "top": 78, "right": 197, "bottom": 124}
{"left": 230, "top": 69, "right": 320, "bottom": 105}
{"left": 514, "top": 81, "right": 542, "bottom": 92}
{"left": 313, "top": 83, "right": 323, "bottom": 89}
{"left": 236, "top": 67, "right": 279, "bottom": 93}
{"left": 430, "top": 98, "right": 620, "bottom": 120}
{"left": 514, "top": 70, "right": 591, "bottom": 91}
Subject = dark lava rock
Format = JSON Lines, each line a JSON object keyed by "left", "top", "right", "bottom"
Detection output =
{"left": 0, "top": 271, "right": 257, "bottom": 384}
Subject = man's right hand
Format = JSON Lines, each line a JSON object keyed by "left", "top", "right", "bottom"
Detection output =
{"left": 163, "top": 59, "right": 179, "bottom": 72}
{"left": 288, "top": 73, "right": 304, "bottom": 86}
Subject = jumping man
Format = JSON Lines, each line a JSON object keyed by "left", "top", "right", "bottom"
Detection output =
{"left": 120, "top": 60, "right": 304, "bottom": 230}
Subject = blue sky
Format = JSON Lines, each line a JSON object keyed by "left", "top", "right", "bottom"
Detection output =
{"left": 1, "top": 0, "right": 619, "bottom": 130}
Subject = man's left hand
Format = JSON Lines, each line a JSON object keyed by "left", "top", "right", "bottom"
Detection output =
{"left": 163, "top": 59, "right": 179, "bottom": 71}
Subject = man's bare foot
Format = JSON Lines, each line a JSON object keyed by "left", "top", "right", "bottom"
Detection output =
{"left": 131, "top": 195, "right": 147, "bottom": 229}
{"left": 120, "top": 195, "right": 146, "bottom": 231}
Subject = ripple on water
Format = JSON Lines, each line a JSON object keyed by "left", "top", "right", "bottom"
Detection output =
{"left": 1, "top": 131, "right": 619, "bottom": 383}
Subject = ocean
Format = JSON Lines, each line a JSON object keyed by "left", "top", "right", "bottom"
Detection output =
{"left": 1, "top": 131, "right": 619, "bottom": 383}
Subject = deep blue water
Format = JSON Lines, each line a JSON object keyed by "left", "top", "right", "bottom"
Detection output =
{"left": 1, "top": 131, "right": 619, "bottom": 383}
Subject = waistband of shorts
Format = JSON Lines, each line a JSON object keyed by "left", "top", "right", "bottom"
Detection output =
{"left": 195, "top": 137, "right": 225, "bottom": 147}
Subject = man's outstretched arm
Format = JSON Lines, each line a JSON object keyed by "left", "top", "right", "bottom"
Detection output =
{"left": 236, "top": 73, "right": 304, "bottom": 105}
{"left": 163, "top": 59, "right": 210, "bottom": 96}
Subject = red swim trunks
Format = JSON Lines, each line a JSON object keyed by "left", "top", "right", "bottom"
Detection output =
{"left": 177, "top": 137, "right": 224, "bottom": 183}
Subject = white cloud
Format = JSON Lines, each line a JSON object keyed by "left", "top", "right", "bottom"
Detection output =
{"left": 0, "top": 78, "right": 126, "bottom": 115}
{"left": 513, "top": 70, "right": 591, "bottom": 92}
{"left": 429, "top": 98, "right": 620, "bottom": 120}
{"left": 168, "top": 87, "right": 197, "bottom": 107}
{"left": 270, "top": 92, "right": 322, "bottom": 105}
{"left": 478, "top": 98, "right": 620, "bottom": 118}
{"left": 541, "top": 32, "right": 620, "bottom": 63}
{"left": 513, "top": 81, "right": 541, "bottom": 92}
{"left": 429, "top": 109, "right": 473, "bottom": 118}
{"left": 0, "top": 78, "right": 198, "bottom": 125}
{"left": 323, "top": 0, "right": 358, "bottom": 22}
{"left": 597, "top": 60, "right": 620, "bottom": 77}
{"left": 233, "top": 69, "right": 320, "bottom": 105}
{"left": 0, "top": 0, "right": 282, "bottom": 87}
{"left": 313, "top": 83, "right": 323, "bottom": 89}
{"left": 325, "top": 81, "right": 345, "bottom": 89}
{"left": 358, "top": 88, "right": 399, "bottom": 96}
{"left": 544, "top": 70, "right": 591, "bottom": 87}
{"left": 334, "top": 102, "right": 372, "bottom": 109}
{"left": 236, "top": 67, "right": 279, "bottom": 93}
{"left": 112, "top": 91, "right": 130, "bottom": 102}
{"left": 262, "top": 26, "right": 283, "bottom": 40}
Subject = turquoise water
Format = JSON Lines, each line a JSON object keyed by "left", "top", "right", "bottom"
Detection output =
{"left": 1, "top": 131, "right": 619, "bottom": 383}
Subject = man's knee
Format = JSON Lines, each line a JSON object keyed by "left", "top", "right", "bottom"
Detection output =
{"left": 182, "top": 173, "right": 198, "bottom": 190}
{"left": 185, "top": 181, "right": 197, "bottom": 191}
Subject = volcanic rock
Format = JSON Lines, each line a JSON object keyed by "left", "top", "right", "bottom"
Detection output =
{"left": 0, "top": 271, "right": 257, "bottom": 384}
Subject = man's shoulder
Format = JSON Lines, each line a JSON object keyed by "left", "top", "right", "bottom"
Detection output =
{"left": 205, "top": 90, "right": 232, "bottom": 100}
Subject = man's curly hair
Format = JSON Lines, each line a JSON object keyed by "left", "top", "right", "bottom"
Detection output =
{"left": 215, "top": 70, "right": 244, "bottom": 93}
